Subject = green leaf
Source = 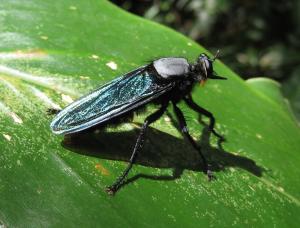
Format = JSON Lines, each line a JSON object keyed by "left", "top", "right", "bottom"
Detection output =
{"left": 282, "top": 69, "right": 300, "bottom": 121}
{"left": 246, "top": 77, "right": 298, "bottom": 122}
{"left": 0, "top": 1, "right": 299, "bottom": 227}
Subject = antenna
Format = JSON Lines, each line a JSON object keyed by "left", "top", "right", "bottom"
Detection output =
{"left": 212, "top": 50, "right": 220, "bottom": 61}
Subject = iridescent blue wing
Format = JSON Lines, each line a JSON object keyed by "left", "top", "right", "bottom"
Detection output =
{"left": 50, "top": 66, "right": 174, "bottom": 134}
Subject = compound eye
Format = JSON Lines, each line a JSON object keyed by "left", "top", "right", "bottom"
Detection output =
{"left": 204, "top": 59, "right": 210, "bottom": 70}
{"left": 197, "top": 55, "right": 205, "bottom": 63}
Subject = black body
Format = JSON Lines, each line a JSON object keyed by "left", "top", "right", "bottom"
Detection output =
{"left": 50, "top": 52, "right": 226, "bottom": 194}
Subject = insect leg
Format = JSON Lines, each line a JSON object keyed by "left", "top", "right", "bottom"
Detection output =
{"left": 184, "top": 95, "right": 224, "bottom": 141}
{"left": 106, "top": 104, "right": 168, "bottom": 195}
{"left": 172, "top": 102, "right": 213, "bottom": 180}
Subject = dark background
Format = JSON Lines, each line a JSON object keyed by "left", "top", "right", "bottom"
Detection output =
{"left": 111, "top": 0, "right": 300, "bottom": 120}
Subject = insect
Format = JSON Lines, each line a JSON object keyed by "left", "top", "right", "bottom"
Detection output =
{"left": 50, "top": 51, "right": 226, "bottom": 195}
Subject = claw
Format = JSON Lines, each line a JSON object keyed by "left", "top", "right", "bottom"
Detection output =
{"left": 212, "top": 129, "right": 225, "bottom": 142}
{"left": 206, "top": 164, "right": 215, "bottom": 181}
{"left": 105, "top": 186, "right": 117, "bottom": 196}
{"left": 218, "top": 135, "right": 226, "bottom": 143}
{"left": 207, "top": 170, "right": 214, "bottom": 181}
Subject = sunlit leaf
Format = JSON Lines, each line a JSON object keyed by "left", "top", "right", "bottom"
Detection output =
{"left": 0, "top": 1, "right": 299, "bottom": 227}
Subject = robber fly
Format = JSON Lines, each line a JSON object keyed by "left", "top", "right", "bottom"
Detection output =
{"left": 50, "top": 51, "right": 226, "bottom": 194}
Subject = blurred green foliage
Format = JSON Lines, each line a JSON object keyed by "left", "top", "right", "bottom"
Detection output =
{"left": 112, "top": 0, "right": 300, "bottom": 120}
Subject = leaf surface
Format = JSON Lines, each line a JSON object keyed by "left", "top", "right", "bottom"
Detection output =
{"left": 0, "top": 1, "right": 299, "bottom": 227}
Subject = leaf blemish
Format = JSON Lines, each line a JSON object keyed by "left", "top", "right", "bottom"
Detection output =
{"left": 91, "top": 54, "right": 100, "bottom": 60}
{"left": 164, "top": 116, "right": 171, "bottom": 122}
{"left": 3, "top": 134, "right": 11, "bottom": 141}
{"left": 95, "top": 163, "right": 109, "bottom": 176}
{"left": 79, "top": 76, "right": 90, "bottom": 80}
{"left": 106, "top": 61, "right": 118, "bottom": 70}
{"left": 40, "top": 36, "right": 48, "bottom": 40}
{"left": 213, "top": 84, "right": 222, "bottom": 93}
{"left": 61, "top": 94, "right": 74, "bottom": 104}
{"left": 17, "top": 160, "right": 22, "bottom": 166}
{"left": 10, "top": 112, "right": 23, "bottom": 124}
{"left": 69, "top": 6, "right": 77, "bottom": 10}
{"left": 256, "top": 133, "right": 263, "bottom": 139}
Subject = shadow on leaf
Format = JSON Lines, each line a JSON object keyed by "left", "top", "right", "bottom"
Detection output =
{"left": 62, "top": 119, "right": 264, "bottom": 191}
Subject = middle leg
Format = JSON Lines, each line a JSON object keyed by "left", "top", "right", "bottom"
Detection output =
{"left": 184, "top": 95, "right": 224, "bottom": 141}
{"left": 172, "top": 102, "right": 213, "bottom": 180}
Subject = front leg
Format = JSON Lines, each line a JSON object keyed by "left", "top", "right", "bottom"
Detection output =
{"left": 184, "top": 95, "right": 224, "bottom": 141}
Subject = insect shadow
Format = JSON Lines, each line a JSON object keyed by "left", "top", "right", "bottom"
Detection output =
{"left": 62, "top": 113, "right": 264, "bottom": 191}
